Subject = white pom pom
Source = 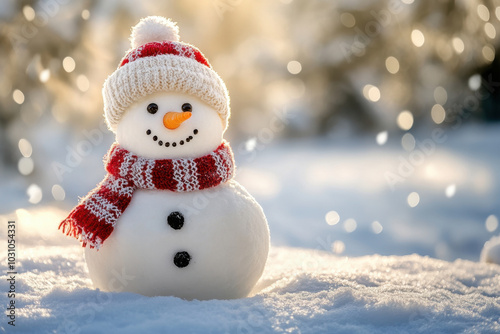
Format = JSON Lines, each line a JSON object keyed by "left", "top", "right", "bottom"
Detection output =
{"left": 130, "top": 16, "right": 180, "bottom": 48}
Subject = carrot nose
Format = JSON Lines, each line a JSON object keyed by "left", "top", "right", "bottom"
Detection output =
{"left": 163, "top": 112, "right": 192, "bottom": 129}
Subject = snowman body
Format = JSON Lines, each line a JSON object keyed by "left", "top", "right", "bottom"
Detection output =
{"left": 85, "top": 180, "right": 269, "bottom": 299}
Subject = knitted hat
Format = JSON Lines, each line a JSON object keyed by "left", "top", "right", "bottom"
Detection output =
{"left": 103, "top": 16, "right": 230, "bottom": 132}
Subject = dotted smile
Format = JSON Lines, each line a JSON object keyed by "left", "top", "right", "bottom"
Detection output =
{"left": 146, "top": 128, "right": 199, "bottom": 148}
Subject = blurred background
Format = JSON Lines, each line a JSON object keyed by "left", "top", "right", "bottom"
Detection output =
{"left": 0, "top": 0, "right": 499, "bottom": 261}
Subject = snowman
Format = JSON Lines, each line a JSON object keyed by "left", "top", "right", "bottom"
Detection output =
{"left": 59, "top": 16, "right": 270, "bottom": 300}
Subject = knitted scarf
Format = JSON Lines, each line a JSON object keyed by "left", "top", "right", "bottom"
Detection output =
{"left": 59, "top": 141, "right": 234, "bottom": 249}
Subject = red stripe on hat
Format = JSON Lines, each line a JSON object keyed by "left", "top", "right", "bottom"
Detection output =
{"left": 119, "top": 41, "right": 211, "bottom": 68}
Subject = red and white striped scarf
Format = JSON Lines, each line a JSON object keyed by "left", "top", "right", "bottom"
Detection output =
{"left": 59, "top": 141, "right": 234, "bottom": 249}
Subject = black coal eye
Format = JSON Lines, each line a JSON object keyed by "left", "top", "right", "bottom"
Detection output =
{"left": 147, "top": 103, "right": 158, "bottom": 114}
{"left": 181, "top": 103, "right": 192, "bottom": 112}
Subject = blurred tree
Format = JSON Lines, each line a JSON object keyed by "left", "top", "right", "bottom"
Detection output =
{"left": 0, "top": 0, "right": 499, "bottom": 200}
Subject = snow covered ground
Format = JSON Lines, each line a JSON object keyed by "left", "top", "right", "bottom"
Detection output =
{"left": 0, "top": 211, "right": 499, "bottom": 333}
{"left": 1, "top": 123, "right": 499, "bottom": 332}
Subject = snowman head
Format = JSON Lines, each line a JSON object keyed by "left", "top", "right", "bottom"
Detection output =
{"left": 116, "top": 92, "right": 223, "bottom": 159}
{"left": 102, "top": 16, "right": 230, "bottom": 159}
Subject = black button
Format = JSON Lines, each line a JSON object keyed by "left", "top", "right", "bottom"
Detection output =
{"left": 173, "top": 251, "right": 191, "bottom": 268}
{"left": 167, "top": 211, "right": 184, "bottom": 230}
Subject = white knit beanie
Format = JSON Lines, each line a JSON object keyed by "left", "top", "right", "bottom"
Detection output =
{"left": 102, "top": 16, "right": 230, "bottom": 132}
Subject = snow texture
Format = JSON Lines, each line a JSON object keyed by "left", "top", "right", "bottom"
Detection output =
{"left": 0, "top": 206, "right": 499, "bottom": 333}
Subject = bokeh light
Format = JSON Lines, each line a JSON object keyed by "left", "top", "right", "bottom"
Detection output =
{"left": 27, "top": 184, "right": 42, "bottom": 204}
{"left": 433, "top": 86, "right": 448, "bottom": 105}
{"left": 431, "top": 104, "right": 446, "bottom": 124}
{"left": 63, "top": 57, "right": 76, "bottom": 73}
{"left": 363, "top": 85, "right": 380, "bottom": 102}
{"left": 344, "top": 219, "right": 357, "bottom": 233}
{"left": 76, "top": 75, "right": 90, "bottom": 92}
{"left": 385, "top": 56, "right": 400, "bottom": 74}
{"left": 376, "top": 131, "right": 388, "bottom": 145}
{"left": 18, "top": 157, "right": 34, "bottom": 175}
{"left": 340, "top": 13, "right": 355, "bottom": 28}
{"left": 482, "top": 44, "right": 495, "bottom": 62}
{"left": 445, "top": 184, "right": 456, "bottom": 198}
{"left": 411, "top": 29, "right": 425, "bottom": 47}
{"left": 325, "top": 210, "right": 340, "bottom": 225}
{"left": 484, "top": 23, "right": 496, "bottom": 39}
{"left": 371, "top": 221, "right": 383, "bottom": 234}
{"left": 51, "top": 184, "right": 66, "bottom": 201}
{"left": 477, "top": 4, "right": 490, "bottom": 21}
{"left": 39, "top": 69, "right": 50, "bottom": 83}
{"left": 82, "top": 9, "right": 90, "bottom": 20}
{"left": 18, "top": 139, "right": 33, "bottom": 158}
{"left": 452, "top": 37, "right": 465, "bottom": 54}
{"left": 13, "top": 89, "right": 25, "bottom": 104}
{"left": 22, "top": 5, "right": 35, "bottom": 21}
{"left": 407, "top": 192, "right": 420, "bottom": 208}
{"left": 397, "top": 111, "right": 414, "bottom": 131}
{"left": 287, "top": 61, "right": 302, "bottom": 75}
{"left": 486, "top": 215, "right": 498, "bottom": 232}
{"left": 401, "top": 133, "right": 416, "bottom": 151}
{"left": 331, "top": 240, "right": 345, "bottom": 254}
